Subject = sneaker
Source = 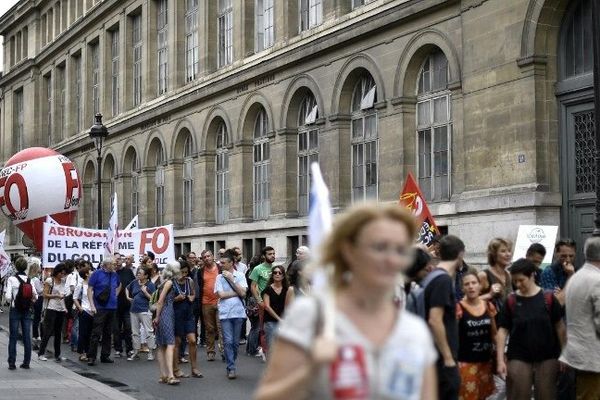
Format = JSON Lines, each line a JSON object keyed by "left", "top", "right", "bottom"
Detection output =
{"left": 19, "top": 364, "right": 30, "bottom": 369}
{"left": 100, "top": 357, "right": 115, "bottom": 364}
{"left": 147, "top": 352, "right": 155, "bottom": 361}
{"left": 180, "top": 357, "right": 189, "bottom": 363}
{"left": 87, "top": 359, "right": 96, "bottom": 366}
{"left": 55, "top": 357, "right": 66, "bottom": 363}
{"left": 114, "top": 351, "right": 122, "bottom": 358}
{"left": 239, "top": 339, "right": 247, "bottom": 345}
{"left": 227, "top": 370, "right": 236, "bottom": 380}
{"left": 38, "top": 355, "right": 48, "bottom": 361}
{"left": 127, "top": 352, "right": 138, "bottom": 361}
{"left": 207, "top": 353, "right": 215, "bottom": 362}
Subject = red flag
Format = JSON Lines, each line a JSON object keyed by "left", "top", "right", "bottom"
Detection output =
{"left": 399, "top": 173, "right": 440, "bottom": 245}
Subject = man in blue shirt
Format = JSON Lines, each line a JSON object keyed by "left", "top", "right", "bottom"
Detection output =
{"left": 540, "top": 239, "right": 577, "bottom": 305}
{"left": 87, "top": 258, "right": 121, "bottom": 366}
{"left": 215, "top": 250, "right": 247, "bottom": 379}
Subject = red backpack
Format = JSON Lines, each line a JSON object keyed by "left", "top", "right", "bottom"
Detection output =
{"left": 14, "top": 275, "right": 34, "bottom": 312}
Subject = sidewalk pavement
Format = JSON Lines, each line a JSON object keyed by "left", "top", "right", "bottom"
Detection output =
{"left": 0, "top": 326, "right": 136, "bottom": 400}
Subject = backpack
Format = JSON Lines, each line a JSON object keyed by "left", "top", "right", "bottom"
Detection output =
{"left": 506, "top": 290, "right": 554, "bottom": 316}
{"left": 14, "top": 275, "right": 34, "bottom": 312}
{"left": 406, "top": 269, "right": 447, "bottom": 319}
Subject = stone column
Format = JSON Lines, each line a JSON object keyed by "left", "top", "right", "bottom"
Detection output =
{"left": 323, "top": 114, "right": 351, "bottom": 209}
{"left": 140, "top": 167, "right": 156, "bottom": 229}
{"left": 169, "top": 0, "right": 185, "bottom": 90}
{"left": 143, "top": 1, "right": 157, "bottom": 102}
{"left": 270, "top": 129, "right": 298, "bottom": 218}
{"left": 201, "top": 0, "right": 217, "bottom": 74}
{"left": 195, "top": 151, "right": 212, "bottom": 225}
{"left": 229, "top": 140, "right": 253, "bottom": 222}
{"left": 275, "top": 1, "right": 298, "bottom": 43}
{"left": 164, "top": 162, "right": 179, "bottom": 227}
{"left": 122, "top": 12, "right": 133, "bottom": 111}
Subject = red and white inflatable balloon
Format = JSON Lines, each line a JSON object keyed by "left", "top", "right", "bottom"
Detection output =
{"left": 0, "top": 148, "right": 81, "bottom": 250}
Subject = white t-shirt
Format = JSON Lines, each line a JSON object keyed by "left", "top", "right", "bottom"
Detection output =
{"left": 74, "top": 281, "right": 91, "bottom": 314}
{"left": 277, "top": 296, "right": 437, "bottom": 400}
{"left": 44, "top": 277, "right": 66, "bottom": 312}
{"left": 235, "top": 262, "right": 248, "bottom": 277}
{"left": 64, "top": 271, "right": 81, "bottom": 296}
{"left": 3, "top": 273, "right": 38, "bottom": 308}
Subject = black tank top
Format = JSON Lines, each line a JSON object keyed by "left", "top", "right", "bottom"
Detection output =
{"left": 457, "top": 303, "right": 494, "bottom": 363}
{"left": 263, "top": 286, "right": 288, "bottom": 323}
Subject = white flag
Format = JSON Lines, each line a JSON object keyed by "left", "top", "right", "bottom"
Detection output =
{"left": 0, "top": 230, "right": 11, "bottom": 278}
{"left": 124, "top": 215, "right": 138, "bottom": 230}
{"left": 105, "top": 193, "right": 119, "bottom": 257}
{"left": 308, "top": 163, "right": 333, "bottom": 290}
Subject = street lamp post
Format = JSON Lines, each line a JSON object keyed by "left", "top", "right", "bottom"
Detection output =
{"left": 89, "top": 114, "right": 109, "bottom": 230}
{"left": 593, "top": 0, "right": 600, "bottom": 236}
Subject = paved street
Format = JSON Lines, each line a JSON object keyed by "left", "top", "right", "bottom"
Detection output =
{"left": 0, "top": 311, "right": 265, "bottom": 400}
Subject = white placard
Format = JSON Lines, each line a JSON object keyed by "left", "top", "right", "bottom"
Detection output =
{"left": 512, "top": 225, "right": 559, "bottom": 267}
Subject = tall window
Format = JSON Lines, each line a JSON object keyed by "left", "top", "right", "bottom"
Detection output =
{"left": 13, "top": 89, "right": 23, "bottom": 152}
{"left": 298, "top": 95, "right": 319, "bottom": 215}
{"left": 218, "top": 0, "right": 233, "bottom": 67}
{"left": 183, "top": 136, "right": 194, "bottom": 228}
{"left": 351, "top": 74, "right": 378, "bottom": 201}
{"left": 91, "top": 43, "right": 100, "bottom": 116}
{"left": 563, "top": 0, "right": 593, "bottom": 79}
{"left": 253, "top": 110, "right": 270, "bottom": 220}
{"left": 131, "top": 156, "right": 140, "bottom": 221}
{"left": 111, "top": 29, "right": 120, "bottom": 116}
{"left": 155, "top": 147, "right": 165, "bottom": 226}
{"left": 216, "top": 123, "right": 229, "bottom": 224}
{"left": 74, "top": 55, "right": 82, "bottom": 132}
{"left": 45, "top": 73, "right": 52, "bottom": 146}
{"left": 417, "top": 50, "right": 451, "bottom": 202}
{"left": 256, "top": 0, "right": 274, "bottom": 51}
{"left": 300, "top": 0, "right": 322, "bottom": 31}
{"left": 185, "top": 0, "right": 199, "bottom": 82}
{"left": 57, "top": 65, "right": 66, "bottom": 142}
{"left": 157, "top": 0, "right": 168, "bottom": 95}
{"left": 132, "top": 14, "right": 142, "bottom": 106}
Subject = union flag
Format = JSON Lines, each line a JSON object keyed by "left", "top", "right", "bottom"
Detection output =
{"left": 399, "top": 173, "right": 440, "bottom": 245}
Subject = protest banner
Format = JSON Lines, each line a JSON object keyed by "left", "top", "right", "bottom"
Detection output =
{"left": 42, "top": 222, "right": 175, "bottom": 268}
{"left": 399, "top": 173, "right": 440, "bottom": 246}
{"left": 0, "top": 230, "right": 11, "bottom": 278}
{"left": 512, "top": 225, "right": 559, "bottom": 268}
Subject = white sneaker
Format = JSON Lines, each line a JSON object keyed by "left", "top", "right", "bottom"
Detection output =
{"left": 114, "top": 351, "right": 122, "bottom": 358}
{"left": 38, "top": 355, "right": 48, "bottom": 361}
{"left": 127, "top": 351, "right": 138, "bottom": 361}
{"left": 147, "top": 352, "right": 155, "bottom": 361}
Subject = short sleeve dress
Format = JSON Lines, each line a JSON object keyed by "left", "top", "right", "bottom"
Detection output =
{"left": 155, "top": 284, "right": 176, "bottom": 346}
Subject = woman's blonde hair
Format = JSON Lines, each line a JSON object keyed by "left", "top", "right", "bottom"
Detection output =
{"left": 321, "top": 203, "right": 417, "bottom": 289}
{"left": 161, "top": 260, "right": 180, "bottom": 280}
{"left": 487, "top": 238, "right": 512, "bottom": 266}
{"left": 27, "top": 257, "right": 41, "bottom": 278}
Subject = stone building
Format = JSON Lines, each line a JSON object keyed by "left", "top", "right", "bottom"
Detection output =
{"left": 0, "top": 0, "right": 596, "bottom": 264}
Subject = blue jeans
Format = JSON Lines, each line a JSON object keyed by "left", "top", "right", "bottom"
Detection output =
{"left": 70, "top": 314, "right": 79, "bottom": 349}
{"left": 220, "top": 318, "right": 244, "bottom": 372}
{"left": 8, "top": 307, "right": 32, "bottom": 367}
{"left": 264, "top": 321, "right": 279, "bottom": 351}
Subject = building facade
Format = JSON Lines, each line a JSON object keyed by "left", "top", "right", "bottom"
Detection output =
{"left": 0, "top": 0, "right": 596, "bottom": 265}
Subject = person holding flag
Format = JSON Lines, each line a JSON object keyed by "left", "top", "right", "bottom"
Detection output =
{"left": 255, "top": 165, "right": 437, "bottom": 400}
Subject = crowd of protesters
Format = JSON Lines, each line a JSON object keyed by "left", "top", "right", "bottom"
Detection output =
{"left": 0, "top": 244, "right": 310, "bottom": 387}
{"left": 2, "top": 204, "right": 600, "bottom": 399}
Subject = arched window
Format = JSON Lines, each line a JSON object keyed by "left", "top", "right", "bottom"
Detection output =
{"left": 298, "top": 94, "right": 319, "bottom": 215}
{"left": 155, "top": 146, "right": 165, "bottom": 226}
{"left": 130, "top": 154, "right": 140, "bottom": 221}
{"left": 253, "top": 109, "right": 270, "bottom": 219}
{"left": 351, "top": 74, "right": 378, "bottom": 201}
{"left": 183, "top": 135, "right": 194, "bottom": 227}
{"left": 417, "top": 50, "right": 451, "bottom": 202}
{"left": 562, "top": 0, "right": 593, "bottom": 79}
{"left": 216, "top": 123, "right": 229, "bottom": 224}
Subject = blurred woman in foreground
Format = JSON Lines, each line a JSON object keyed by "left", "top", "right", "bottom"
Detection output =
{"left": 255, "top": 203, "right": 437, "bottom": 400}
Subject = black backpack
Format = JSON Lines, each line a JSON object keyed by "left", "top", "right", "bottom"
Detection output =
{"left": 14, "top": 275, "right": 34, "bottom": 312}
